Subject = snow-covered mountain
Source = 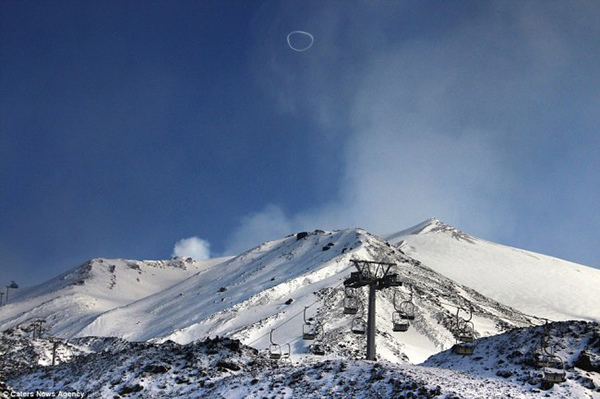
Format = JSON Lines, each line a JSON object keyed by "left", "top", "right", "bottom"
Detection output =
{"left": 386, "top": 218, "right": 600, "bottom": 323}
{"left": 0, "top": 257, "right": 229, "bottom": 337}
{"left": 2, "top": 218, "right": 600, "bottom": 397}
{"left": 1, "top": 226, "right": 540, "bottom": 364}
{"left": 1, "top": 219, "right": 597, "bottom": 365}
{"left": 76, "top": 228, "right": 539, "bottom": 364}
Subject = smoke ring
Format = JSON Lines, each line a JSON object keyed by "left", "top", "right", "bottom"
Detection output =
{"left": 287, "top": 31, "right": 314, "bottom": 52}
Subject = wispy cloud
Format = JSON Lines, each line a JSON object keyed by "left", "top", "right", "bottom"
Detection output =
{"left": 223, "top": 204, "right": 294, "bottom": 255}
{"left": 227, "top": 2, "right": 600, "bottom": 265}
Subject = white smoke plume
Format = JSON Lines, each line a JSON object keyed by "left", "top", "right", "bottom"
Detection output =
{"left": 172, "top": 237, "right": 211, "bottom": 260}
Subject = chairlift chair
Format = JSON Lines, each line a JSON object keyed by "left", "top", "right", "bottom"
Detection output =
{"left": 453, "top": 307, "right": 475, "bottom": 355}
{"left": 454, "top": 307, "right": 474, "bottom": 341}
{"left": 457, "top": 320, "right": 475, "bottom": 342}
{"left": 543, "top": 354, "right": 566, "bottom": 384}
{"left": 311, "top": 343, "right": 325, "bottom": 356}
{"left": 380, "top": 273, "right": 402, "bottom": 288}
{"left": 458, "top": 331, "right": 474, "bottom": 343}
{"left": 282, "top": 343, "right": 291, "bottom": 360}
{"left": 399, "top": 301, "right": 416, "bottom": 320}
{"left": 303, "top": 324, "right": 317, "bottom": 340}
{"left": 350, "top": 271, "right": 363, "bottom": 280}
{"left": 392, "top": 311, "right": 410, "bottom": 332}
{"left": 269, "top": 329, "right": 283, "bottom": 360}
{"left": 269, "top": 343, "right": 282, "bottom": 360}
{"left": 400, "top": 312, "right": 415, "bottom": 321}
{"left": 351, "top": 318, "right": 366, "bottom": 335}
{"left": 534, "top": 351, "right": 552, "bottom": 368}
{"left": 543, "top": 367, "right": 566, "bottom": 384}
{"left": 393, "top": 288, "right": 416, "bottom": 321}
{"left": 535, "top": 321, "right": 553, "bottom": 368}
{"left": 343, "top": 297, "right": 359, "bottom": 315}
{"left": 303, "top": 321, "right": 323, "bottom": 341}
{"left": 302, "top": 307, "right": 318, "bottom": 340}
{"left": 388, "top": 273, "right": 402, "bottom": 286}
{"left": 453, "top": 342, "right": 474, "bottom": 355}
{"left": 458, "top": 333, "right": 474, "bottom": 343}
{"left": 345, "top": 271, "right": 368, "bottom": 287}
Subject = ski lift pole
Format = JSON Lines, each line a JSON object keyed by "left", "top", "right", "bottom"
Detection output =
{"left": 345, "top": 259, "right": 399, "bottom": 362}
{"left": 366, "top": 281, "right": 377, "bottom": 361}
{"left": 456, "top": 307, "right": 461, "bottom": 330}
{"left": 5, "top": 281, "right": 18, "bottom": 303}
{"left": 51, "top": 339, "right": 58, "bottom": 366}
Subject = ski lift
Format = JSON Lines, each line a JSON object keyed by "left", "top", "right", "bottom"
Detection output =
{"left": 394, "top": 286, "right": 416, "bottom": 320}
{"left": 543, "top": 361, "right": 566, "bottom": 384}
{"left": 458, "top": 332, "right": 474, "bottom": 343}
{"left": 302, "top": 307, "right": 320, "bottom": 340}
{"left": 399, "top": 301, "right": 416, "bottom": 320}
{"left": 542, "top": 352, "right": 566, "bottom": 385}
{"left": 345, "top": 271, "right": 368, "bottom": 287}
{"left": 453, "top": 306, "right": 475, "bottom": 355}
{"left": 269, "top": 345, "right": 282, "bottom": 360}
{"left": 343, "top": 287, "right": 360, "bottom": 315}
{"left": 536, "top": 323, "right": 566, "bottom": 385}
{"left": 534, "top": 351, "right": 552, "bottom": 368}
{"left": 534, "top": 335, "right": 553, "bottom": 368}
{"left": 303, "top": 325, "right": 317, "bottom": 340}
{"left": 310, "top": 343, "right": 325, "bottom": 356}
{"left": 380, "top": 273, "right": 402, "bottom": 288}
{"left": 453, "top": 342, "right": 475, "bottom": 355}
{"left": 282, "top": 343, "right": 291, "bottom": 360}
{"left": 454, "top": 306, "right": 473, "bottom": 340}
{"left": 392, "top": 311, "right": 409, "bottom": 332}
{"left": 457, "top": 321, "right": 475, "bottom": 343}
{"left": 535, "top": 320, "right": 554, "bottom": 368}
{"left": 351, "top": 318, "right": 366, "bottom": 335}
{"left": 269, "top": 329, "right": 285, "bottom": 360}
{"left": 343, "top": 297, "right": 359, "bottom": 315}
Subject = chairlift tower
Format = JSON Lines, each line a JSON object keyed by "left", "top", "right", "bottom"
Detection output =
{"left": 32, "top": 319, "right": 46, "bottom": 339}
{"left": 5, "top": 281, "right": 18, "bottom": 304}
{"left": 344, "top": 260, "right": 401, "bottom": 361}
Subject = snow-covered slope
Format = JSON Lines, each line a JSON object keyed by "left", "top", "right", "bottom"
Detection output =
{"left": 386, "top": 218, "right": 600, "bottom": 323}
{"left": 2, "top": 219, "right": 596, "bottom": 366}
{"left": 1, "top": 334, "right": 467, "bottom": 399}
{"left": 423, "top": 320, "right": 600, "bottom": 398}
{"left": 3, "top": 320, "right": 598, "bottom": 398}
{"left": 72, "top": 228, "right": 537, "bottom": 364}
{"left": 2, "top": 220, "right": 599, "bottom": 397}
{"left": 0, "top": 257, "right": 229, "bottom": 336}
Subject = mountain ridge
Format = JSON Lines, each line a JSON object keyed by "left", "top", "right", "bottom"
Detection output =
{"left": 1, "top": 219, "right": 597, "bottom": 364}
{"left": 0, "top": 256, "right": 230, "bottom": 337}
{"left": 386, "top": 219, "right": 600, "bottom": 323}
{"left": 10, "top": 227, "right": 538, "bottom": 364}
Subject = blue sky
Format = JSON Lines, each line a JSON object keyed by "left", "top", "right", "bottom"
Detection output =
{"left": 1, "top": 1, "right": 599, "bottom": 288}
